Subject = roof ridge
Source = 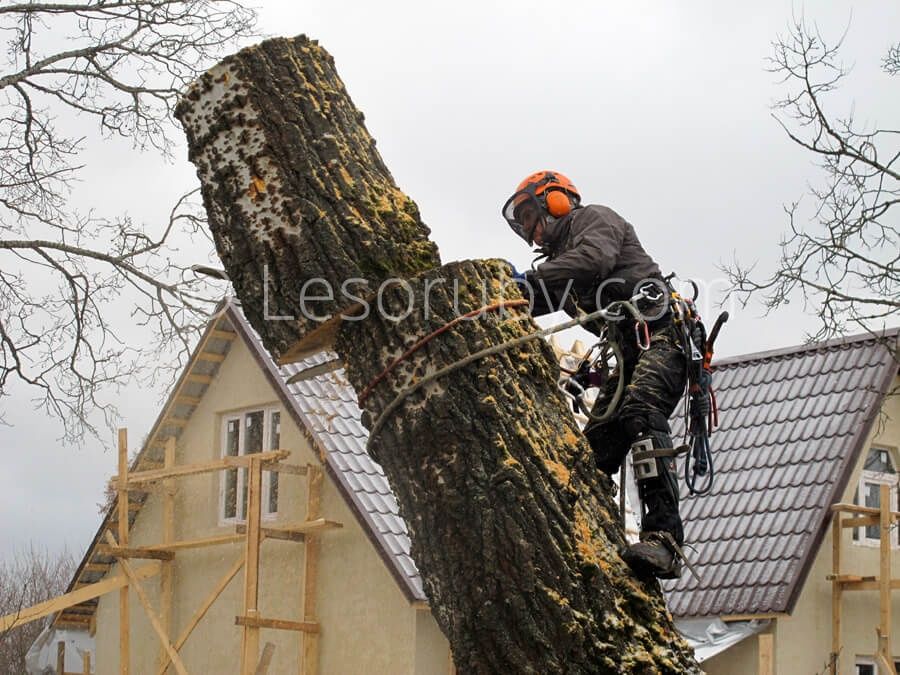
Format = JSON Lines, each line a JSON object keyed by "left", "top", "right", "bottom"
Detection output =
{"left": 714, "top": 326, "right": 899, "bottom": 368}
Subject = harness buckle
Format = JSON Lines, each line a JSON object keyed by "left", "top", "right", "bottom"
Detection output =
{"left": 635, "top": 320, "right": 650, "bottom": 351}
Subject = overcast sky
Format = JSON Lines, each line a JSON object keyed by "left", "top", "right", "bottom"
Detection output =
{"left": 2, "top": 1, "right": 898, "bottom": 564}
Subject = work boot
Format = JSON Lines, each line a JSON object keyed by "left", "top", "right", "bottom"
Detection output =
{"left": 622, "top": 531, "right": 682, "bottom": 579}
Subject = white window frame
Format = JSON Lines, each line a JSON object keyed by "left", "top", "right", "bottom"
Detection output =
{"left": 855, "top": 445, "right": 899, "bottom": 548}
{"left": 855, "top": 656, "right": 900, "bottom": 674}
{"left": 218, "top": 407, "right": 281, "bottom": 525}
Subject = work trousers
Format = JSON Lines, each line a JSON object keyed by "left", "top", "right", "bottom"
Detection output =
{"left": 583, "top": 317, "right": 686, "bottom": 544}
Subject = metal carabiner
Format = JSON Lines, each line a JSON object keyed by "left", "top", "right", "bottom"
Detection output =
{"left": 635, "top": 320, "right": 651, "bottom": 351}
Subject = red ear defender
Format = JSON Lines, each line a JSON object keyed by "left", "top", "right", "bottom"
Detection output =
{"left": 545, "top": 189, "right": 572, "bottom": 218}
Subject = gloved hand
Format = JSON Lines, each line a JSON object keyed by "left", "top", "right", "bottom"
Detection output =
{"left": 504, "top": 261, "right": 530, "bottom": 287}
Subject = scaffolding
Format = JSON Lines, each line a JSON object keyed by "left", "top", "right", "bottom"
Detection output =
{"left": 829, "top": 486, "right": 898, "bottom": 675}
{"left": 0, "top": 429, "right": 342, "bottom": 675}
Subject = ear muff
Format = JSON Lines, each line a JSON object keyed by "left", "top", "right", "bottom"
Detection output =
{"left": 544, "top": 189, "right": 572, "bottom": 218}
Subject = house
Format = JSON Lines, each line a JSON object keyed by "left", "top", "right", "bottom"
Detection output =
{"left": 42, "top": 302, "right": 898, "bottom": 674}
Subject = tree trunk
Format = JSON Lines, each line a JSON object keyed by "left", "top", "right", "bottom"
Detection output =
{"left": 177, "top": 35, "right": 699, "bottom": 674}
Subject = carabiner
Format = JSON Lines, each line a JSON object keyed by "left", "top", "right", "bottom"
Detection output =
{"left": 635, "top": 320, "right": 651, "bottom": 351}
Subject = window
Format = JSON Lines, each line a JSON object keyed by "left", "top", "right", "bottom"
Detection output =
{"left": 854, "top": 446, "right": 899, "bottom": 546}
{"left": 855, "top": 658, "right": 900, "bottom": 674}
{"left": 220, "top": 408, "right": 281, "bottom": 522}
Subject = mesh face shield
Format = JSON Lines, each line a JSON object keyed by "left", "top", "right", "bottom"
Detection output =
{"left": 502, "top": 189, "right": 544, "bottom": 245}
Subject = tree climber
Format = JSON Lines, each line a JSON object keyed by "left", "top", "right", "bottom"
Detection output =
{"left": 502, "top": 170, "right": 687, "bottom": 579}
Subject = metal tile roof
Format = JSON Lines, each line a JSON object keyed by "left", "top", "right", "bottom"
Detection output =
{"left": 662, "top": 330, "right": 898, "bottom": 618}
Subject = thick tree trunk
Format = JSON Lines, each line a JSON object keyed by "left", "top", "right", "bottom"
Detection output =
{"left": 177, "top": 35, "right": 699, "bottom": 674}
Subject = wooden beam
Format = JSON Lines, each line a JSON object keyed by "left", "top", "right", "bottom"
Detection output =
{"left": 198, "top": 351, "right": 226, "bottom": 363}
{"left": 842, "top": 515, "right": 880, "bottom": 528}
{"left": 57, "top": 640, "right": 65, "bottom": 675}
{"left": 720, "top": 613, "right": 787, "bottom": 622}
{"left": 156, "top": 553, "right": 246, "bottom": 675}
{"left": 121, "top": 450, "right": 289, "bottom": 486}
{"left": 831, "top": 502, "right": 900, "bottom": 519}
{"left": 831, "top": 511, "right": 842, "bottom": 675}
{"left": 835, "top": 579, "right": 900, "bottom": 592}
{"left": 301, "top": 466, "right": 323, "bottom": 675}
{"left": 210, "top": 329, "right": 238, "bottom": 341}
{"left": 186, "top": 373, "right": 214, "bottom": 384}
{"left": 240, "top": 458, "right": 263, "bottom": 675}
{"left": 261, "top": 462, "right": 308, "bottom": 476}
{"left": 236, "top": 615, "right": 320, "bottom": 633}
{"left": 757, "top": 633, "right": 773, "bottom": 675}
{"left": 163, "top": 417, "right": 189, "bottom": 428}
{"left": 255, "top": 642, "right": 276, "bottom": 675}
{"left": 235, "top": 524, "right": 304, "bottom": 543}
{"left": 117, "top": 428, "right": 130, "bottom": 675}
{"left": 98, "top": 546, "right": 175, "bottom": 561}
{"left": 880, "top": 484, "right": 893, "bottom": 669}
{"left": 146, "top": 533, "right": 245, "bottom": 552}
{"left": 105, "top": 533, "right": 189, "bottom": 675}
{"left": 175, "top": 395, "right": 203, "bottom": 406}
{"left": 1, "top": 563, "right": 160, "bottom": 632}
{"left": 83, "top": 651, "right": 91, "bottom": 675}
{"left": 84, "top": 563, "right": 112, "bottom": 573}
{"left": 159, "top": 437, "right": 176, "bottom": 675}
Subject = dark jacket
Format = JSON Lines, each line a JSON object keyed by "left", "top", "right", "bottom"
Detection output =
{"left": 531, "top": 204, "right": 663, "bottom": 314}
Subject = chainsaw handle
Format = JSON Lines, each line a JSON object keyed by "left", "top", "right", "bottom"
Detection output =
{"left": 706, "top": 311, "right": 729, "bottom": 354}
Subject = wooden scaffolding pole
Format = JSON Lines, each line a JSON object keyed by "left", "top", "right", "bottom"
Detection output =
{"left": 300, "top": 465, "right": 322, "bottom": 675}
{"left": 240, "top": 457, "right": 263, "bottom": 675}
{"left": 878, "top": 484, "right": 895, "bottom": 674}
{"left": 159, "top": 437, "right": 176, "bottom": 674}
{"left": 105, "top": 532, "right": 189, "bottom": 675}
{"left": 831, "top": 510, "right": 842, "bottom": 675}
{"left": 117, "top": 429, "right": 130, "bottom": 675}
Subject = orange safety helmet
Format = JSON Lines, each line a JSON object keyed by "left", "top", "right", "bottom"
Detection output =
{"left": 502, "top": 170, "right": 581, "bottom": 244}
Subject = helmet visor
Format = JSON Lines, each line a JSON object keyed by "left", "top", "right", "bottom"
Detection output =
{"left": 502, "top": 190, "right": 544, "bottom": 245}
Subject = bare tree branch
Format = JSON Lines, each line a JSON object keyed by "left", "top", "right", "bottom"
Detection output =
{"left": 722, "top": 17, "right": 899, "bottom": 341}
{"left": 0, "top": 1, "right": 258, "bottom": 442}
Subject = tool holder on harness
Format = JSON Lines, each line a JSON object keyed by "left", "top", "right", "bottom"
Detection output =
{"left": 666, "top": 275, "right": 728, "bottom": 496}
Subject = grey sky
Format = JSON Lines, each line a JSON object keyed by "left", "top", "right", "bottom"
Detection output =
{"left": 2, "top": 1, "right": 898, "bottom": 564}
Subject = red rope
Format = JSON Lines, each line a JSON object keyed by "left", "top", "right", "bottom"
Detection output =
{"left": 357, "top": 299, "right": 529, "bottom": 407}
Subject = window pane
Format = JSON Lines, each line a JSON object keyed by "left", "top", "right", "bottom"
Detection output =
{"left": 268, "top": 412, "right": 281, "bottom": 514}
{"left": 224, "top": 419, "right": 240, "bottom": 519}
{"left": 865, "top": 483, "right": 881, "bottom": 540}
{"left": 856, "top": 664, "right": 874, "bottom": 675}
{"left": 240, "top": 411, "right": 265, "bottom": 518}
{"left": 864, "top": 447, "right": 895, "bottom": 473}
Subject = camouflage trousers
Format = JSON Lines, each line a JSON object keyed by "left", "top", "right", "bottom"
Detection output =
{"left": 583, "top": 316, "right": 686, "bottom": 544}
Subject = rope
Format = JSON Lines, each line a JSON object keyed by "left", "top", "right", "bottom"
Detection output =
{"left": 364, "top": 299, "right": 645, "bottom": 452}
{"left": 358, "top": 299, "right": 529, "bottom": 407}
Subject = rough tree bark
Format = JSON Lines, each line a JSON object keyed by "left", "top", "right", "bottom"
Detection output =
{"left": 177, "top": 36, "right": 699, "bottom": 674}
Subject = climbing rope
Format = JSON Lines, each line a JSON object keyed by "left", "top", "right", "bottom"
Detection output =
{"left": 363, "top": 296, "right": 649, "bottom": 452}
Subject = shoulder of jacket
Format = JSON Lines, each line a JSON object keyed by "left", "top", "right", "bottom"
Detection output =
{"left": 572, "top": 204, "right": 624, "bottom": 228}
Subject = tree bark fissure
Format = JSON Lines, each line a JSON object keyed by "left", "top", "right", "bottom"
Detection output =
{"left": 178, "top": 35, "right": 699, "bottom": 674}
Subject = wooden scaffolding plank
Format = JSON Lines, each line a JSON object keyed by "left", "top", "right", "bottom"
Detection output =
{"left": 156, "top": 553, "right": 246, "bottom": 675}
{"left": 255, "top": 643, "right": 276, "bottom": 675}
{"left": 880, "top": 484, "right": 893, "bottom": 670}
{"left": 147, "top": 534, "right": 245, "bottom": 552}
{"left": 105, "top": 532, "right": 189, "bottom": 675}
{"left": 0, "top": 562, "right": 158, "bottom": 636}
{"left": 159, "top": 437, "right": 176, "bottom": 674}
{"left": 210, "top": 329, "right": 238, "bottom": 341}
{"left": 118, "top": 429, "right": 130, "bottom": 675}
{"left": 185, "top": 373, "right": 213, "bottom": 385}
{"left": 240, "top": 458, "right": 263, "bottom": 675}
{"left": 301, "top": 465, "right": 323, "bottom": 675}
{"left": 122, "top": 450, "right": 288, "bottom": 486}
{"left": 831, "top": 512, "right": 842, "bottom": 675}
{"left": 831, "top": 502, "right": 900, "bottom": 519}
{"left": 757, "top": 633, "right": 773, "bottom": 675}
{"left": 98, "top": 546, "right": 175, "bottom": 561}
{"left": 236, "top": 615, "right": 319, "bottom": 633}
